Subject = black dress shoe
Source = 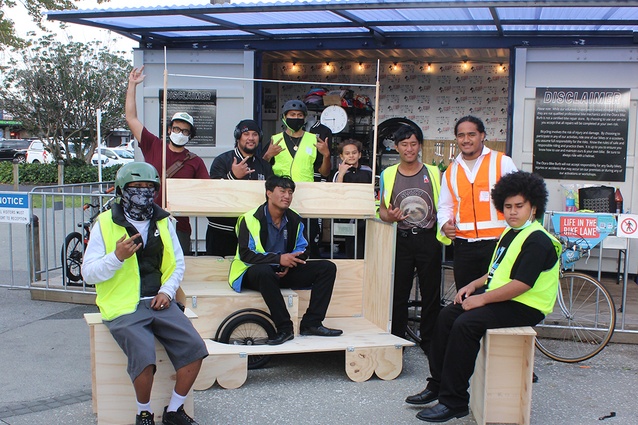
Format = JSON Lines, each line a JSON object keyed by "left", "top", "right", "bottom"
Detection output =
{"left": 405, "top": 388, "right": 438, "bottom": 405}
{"left": 416, "top": 403, "right": 469, "bottom": 423}
{"left": 300, "top": 325, "right": 343, "bottom": 337}
{"left": 266, "top": 330, "right": 294, "bottom": 345}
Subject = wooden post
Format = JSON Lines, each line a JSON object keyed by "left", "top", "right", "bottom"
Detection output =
{"left": 12, "top": 159, "right": 19, "bottom": 191}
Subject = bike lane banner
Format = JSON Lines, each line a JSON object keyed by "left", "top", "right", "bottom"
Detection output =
{"left": 550, "top": 212, "right": 616, "bottom": 249}
{"left": 0, "top": 192, "right": 30, "bottom": 225}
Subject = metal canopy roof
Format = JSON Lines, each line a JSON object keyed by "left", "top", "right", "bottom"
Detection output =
{"left": 45, "top": 0, "right": 638, "bottom": 52}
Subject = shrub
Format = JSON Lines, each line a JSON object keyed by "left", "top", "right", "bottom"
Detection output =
{"left": 0, "top": 162, "right": 122, "bottom": 185}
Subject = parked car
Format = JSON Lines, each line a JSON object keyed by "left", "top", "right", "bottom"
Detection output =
{"left": 91, "top": 148, "right": 135, "bottom": 166}
{"left": 25, "top": 139, "right": 53, "bottom": 164}
{"left": 0, "top": 139, "right": 30, "bottom": 163}
{"left": 116, "top": 139, "right": 136, "bottom": 151}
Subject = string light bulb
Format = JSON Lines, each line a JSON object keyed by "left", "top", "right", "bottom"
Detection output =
{"left": 462, "top": 60, "right": 469, "bottom": 70}
{"left": 358, "top": 61, "right": 363, "bottom": 71}
{"left": 427, "top": 62, "right": 432, "bottom": 72}
{"left": 325, "top": 61, "right": 331, "bottom": 72}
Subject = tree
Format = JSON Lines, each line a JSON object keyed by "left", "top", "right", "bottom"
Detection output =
{"left": 1, "top": 0, "right": 75, "bottom": 50}
{"left": 0, "top": 34, "right": 131, "bottom": 163}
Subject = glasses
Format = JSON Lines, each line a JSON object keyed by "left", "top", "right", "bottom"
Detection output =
{"left": 171, "top": 126, "right": 191, "bottom": 137}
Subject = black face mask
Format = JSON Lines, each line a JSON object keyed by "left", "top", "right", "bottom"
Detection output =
{"left": 121, "top": 186, "right": 155, "bottom": 221}
{"left": 284, "top": 117, "right": 305, "bottom": 132}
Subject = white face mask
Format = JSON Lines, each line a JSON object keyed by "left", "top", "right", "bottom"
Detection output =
{"left": 169, "top": 132, "right": 189, "bottom": 146}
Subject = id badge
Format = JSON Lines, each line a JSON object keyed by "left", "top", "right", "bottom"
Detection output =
{"left": 479, "top": 191, "right": 490, "bottom": 202}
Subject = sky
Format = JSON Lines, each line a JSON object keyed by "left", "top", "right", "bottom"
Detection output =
{"left": 4, "top": 0, "right": 282, "bottom": 59}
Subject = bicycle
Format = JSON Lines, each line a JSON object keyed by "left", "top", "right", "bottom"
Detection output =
{"left": 406, "top": 261, "right": 457, "bottom": 344}
{"left": 61, "top": 189, "right": 115, "bottom": 285}
{"left": 534, "top": 233, "right": 616, "bottom": 363}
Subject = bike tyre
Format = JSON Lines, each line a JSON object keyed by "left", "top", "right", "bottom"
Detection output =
{"left": 217, "top": 310, "right": 276, "bottom": 369}
{"left": 62, "top": 232, "right": 84, "bottom": 283}
{"left": 535, "top": 272, "right": 616, "bottom": 363}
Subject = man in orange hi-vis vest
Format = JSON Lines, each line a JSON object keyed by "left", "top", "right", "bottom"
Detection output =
{"left": 437, "top": 116, "right": 517, "bottom": 291}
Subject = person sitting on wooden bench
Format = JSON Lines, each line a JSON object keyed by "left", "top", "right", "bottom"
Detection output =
{"left": 405, "top": 171, "right": 561, "bottom": 423}
{"left": 229, "top": 174, "right": 343, "bottom": 345}
{"left": 82, "top": 162, "right": 208, "bottom": 425}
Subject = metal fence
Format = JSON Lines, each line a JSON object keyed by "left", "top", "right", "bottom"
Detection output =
{"left": 26, "top": 182, "right": 115, "bottom": 294}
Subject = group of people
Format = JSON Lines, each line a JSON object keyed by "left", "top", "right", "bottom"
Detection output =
{"left": 80, "top": 66, "right": 561, "bottom": 425}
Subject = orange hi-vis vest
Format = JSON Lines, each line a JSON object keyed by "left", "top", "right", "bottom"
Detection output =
{"left": 446, "top": 150, "right": 506, "bottom": 239}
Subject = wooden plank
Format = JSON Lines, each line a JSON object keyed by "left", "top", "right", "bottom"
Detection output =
{"left": 362, "top": 219, "right": 396, "bottom": 331}
{"left": 166, "top": 179, "right": 376, "bottom": 218}
{"left": 296, "top": 259, "right": 364, "bottom": 318}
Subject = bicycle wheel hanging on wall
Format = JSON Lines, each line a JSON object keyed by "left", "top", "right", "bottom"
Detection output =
{"left": 375, "top": 117, "right": 424, "bottom": 173}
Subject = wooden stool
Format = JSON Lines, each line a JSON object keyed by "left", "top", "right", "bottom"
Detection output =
{"left": 470, "top": 326, "right": 536, "bottom": 425}
{"left": 85, "top": 312, "right": 195, "bottom": 425}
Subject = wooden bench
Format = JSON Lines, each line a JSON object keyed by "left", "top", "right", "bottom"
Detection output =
{"left": 470, "top": 326, "right": 536, "bottom": 425}
{"left": 85, "top": 312, "right": 196, "bottom": 425}
{"left": 167, "top": 179, "right": 414, "bottom": 389}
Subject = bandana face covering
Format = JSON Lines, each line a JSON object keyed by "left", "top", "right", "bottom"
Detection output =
{"left": 121, "top": 186, "right": 155, "bottom": 221}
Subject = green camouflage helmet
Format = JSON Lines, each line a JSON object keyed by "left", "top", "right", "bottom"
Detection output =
{"left": 115, "top": 162, "right": 160, "bottom": 193}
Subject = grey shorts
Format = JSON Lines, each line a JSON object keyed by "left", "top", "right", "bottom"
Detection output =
{"left": 104, "top": 299, "right": 208, "bottom": 382}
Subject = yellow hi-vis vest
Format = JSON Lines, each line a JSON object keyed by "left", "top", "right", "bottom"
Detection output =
{"left": 380, "top": 163, "right": 451, "bottom": 246}
{"left": 446, "top": 150, "right": 506, "bottom": 239}
{"left": 95, "top": 210, "right": 176, "bottom": 321}
{"left": 271, "top": 131, "right": 317, "bottom": 182}
{"left": 486, "top": 221, "right": 561, "bottom": 316}
{"left": 228, "top": 206, "right": 302, "bottom": 292}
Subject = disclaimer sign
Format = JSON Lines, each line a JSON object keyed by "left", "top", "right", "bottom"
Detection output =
{"left": 0, "top": 192, "right": 29, "bottom": 224}
{"left": 533, "top": 88, "right": 629, "bottom": 181}
{"left": 160, "top": 89, "right": 217, "bottom": 147}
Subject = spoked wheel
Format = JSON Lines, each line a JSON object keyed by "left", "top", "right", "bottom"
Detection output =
{"left": 440, "top": 262, "right": 457, "bottom": 307}
{"left": 62, "top": 232, "right": 84, "bottom": 284}
{"left": 535, "top": 272, "right": 616, "bottom": 363}
{"left": 216, "top": 309, "right": 276, "bottom": 369}
{"left": 406, "top": 272, "right": 422, "bottom": 344}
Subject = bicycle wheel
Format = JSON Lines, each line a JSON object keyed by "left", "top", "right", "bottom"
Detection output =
{"left": 535, "top": 272, "right": 616, "bottom": 363}
{"left": 406, "top": 272, "right": 421, "bottom": 343}
{"left": 62, "top": 232, "right": 84, "bottom": 283}
{"left": 217, "top": 310, "right": 276, "bottom": 369}
{"left": 440, "top": 262, "right": 457, "bottom": 307}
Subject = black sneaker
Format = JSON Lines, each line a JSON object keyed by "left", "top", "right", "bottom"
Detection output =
{"left": 136, "top": 410, "right": 155, "bottom": 425}
{"left": 162, "top": 404, "right": 198, "bottom": 425}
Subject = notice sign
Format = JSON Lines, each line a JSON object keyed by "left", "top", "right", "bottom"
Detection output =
{"left": 533, "top": 88, "right": 629, "bottom": 181}
{"left": 159, "top": 89, "right": 217, "bottom": 147}
{"left": 551, "top": 212, "right": 617, "bottom": 250}
{"left": 0, "top": 192, "right": 29, "bottom": 225}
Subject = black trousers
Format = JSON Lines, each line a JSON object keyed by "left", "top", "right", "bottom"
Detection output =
{"left": 426, "top": 301, "right": 544, "bottom": 409}
{"left": 391, "top": 227, "right": 441, "bottom": 352}
{"left": 241, "top": 260, "right": 337, "bottom": 332}
{"left": 205, "top": 227, "right": 238, "bottom": 257}
{"left": 452, "top": 238, "right": 498, "bottom": 290}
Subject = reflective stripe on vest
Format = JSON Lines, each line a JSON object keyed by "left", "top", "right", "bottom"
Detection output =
{"left": 95, "top": 211, "right": 176, "bottom": 321}
{"left": 380, "top": 163, "right": 450, "bottom": 245}
{"left": 271, "top": 131, "right": 316, "bottom": 182}
{"left": 228, "top": 207, "right": 301, "bottom": 292}
{"left": 448, "top": 151, "right": 506, "bottom": 239}
{"left": 486, "top": 221, "right": 561, "bottom": 315}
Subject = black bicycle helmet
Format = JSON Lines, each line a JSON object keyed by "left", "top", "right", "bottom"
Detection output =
{"left": 282, "top": 99, "right": 308, "bottom": 116}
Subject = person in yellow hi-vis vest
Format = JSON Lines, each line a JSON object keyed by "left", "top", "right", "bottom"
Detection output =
{"left": 262, "top": 99, "right": 331, "bottom": 182}
{"left": 406, "top": 171, "right": 560, "bottom": 423}
{"left": 379, "top": 125, "right": 448, "bottom": 355}
{"left": 82, "top": 162, "right": 207, "bottom": 425}
{"left": 229, "top": 175, "right": 342, "bottom": 346}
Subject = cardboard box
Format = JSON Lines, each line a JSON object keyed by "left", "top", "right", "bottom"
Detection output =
{"left": 323, "top": 95, "right": 342, "bottom": 106}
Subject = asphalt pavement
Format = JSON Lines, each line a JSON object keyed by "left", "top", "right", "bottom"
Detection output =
{"left": 1, "top": 286, "right": 637, "bottom": 425}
